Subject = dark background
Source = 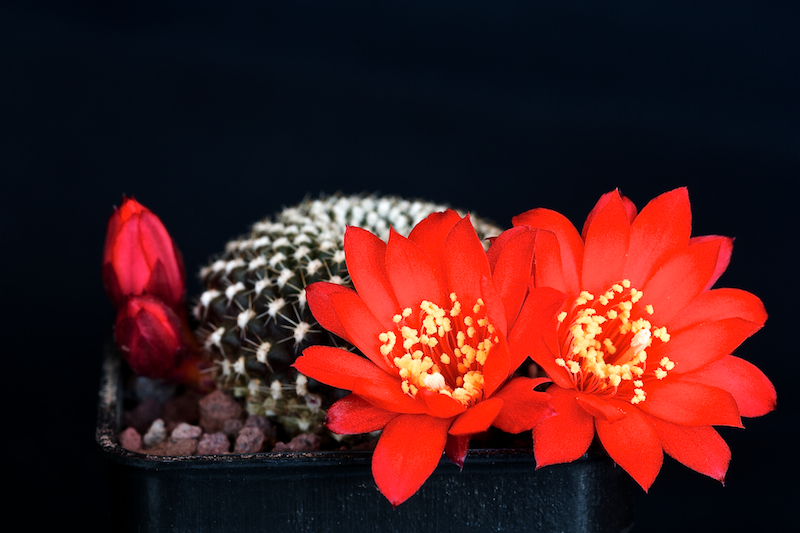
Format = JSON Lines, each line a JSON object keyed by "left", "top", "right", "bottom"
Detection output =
{"left": 3, "top": 1, "right": 797, "bottom": 531}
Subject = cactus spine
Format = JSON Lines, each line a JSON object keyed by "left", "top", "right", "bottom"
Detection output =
{"left": 194, "top": 194, "right": 503, "bottom": 444}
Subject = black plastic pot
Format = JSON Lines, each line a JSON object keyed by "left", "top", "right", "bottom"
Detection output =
{"left": 97, "top": 348, "right": 636, "bottom": 533}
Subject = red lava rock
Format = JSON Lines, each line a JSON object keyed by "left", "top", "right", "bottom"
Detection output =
{"left": 222, "top": 418, "right": 244, "bottom": 439}
{"left": 166, "top": 438, "right": 198, "bottom": 456}
{"left": 272, "top": 433, "right": 321, "bottom": 452}
{"left": 234, "top": 426, "right": 265, "bottom": 454}
{"left": 118, "top": 426, "right": 142, "bottom": 452}
{"left": 170, "top": 422, "right": 202, "bottom": 441}
{"left": 198, "top": 432, "right": 231, "bottom": 455}
{"left": 199, "top": 390, "right": 242, "bottom": 433}
{"left": 145, "top": 441, "right": 170, "bottom": 455}
{"left": 244, "top": 415, "right": 276, "bottom": 445}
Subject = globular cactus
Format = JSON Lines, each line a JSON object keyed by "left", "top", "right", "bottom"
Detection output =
{"left": 193, "top": 194, "right": 503, "bottom": 444}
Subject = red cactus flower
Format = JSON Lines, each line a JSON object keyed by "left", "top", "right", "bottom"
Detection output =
{"left": 509, "top": 187, "right": 775, "bottom": 490}
{"left": 102, "top": 197, "right": 185, "bottom": 310}
{"left": 293, "top": 210, "right": 554, "bottom": 506}
{"left": 115, "top": 295, "right": 186, "bottom": 379}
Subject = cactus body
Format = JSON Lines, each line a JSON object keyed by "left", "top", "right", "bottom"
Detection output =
{"left": 194, "top": 194, "right": 503, "bottom": 443}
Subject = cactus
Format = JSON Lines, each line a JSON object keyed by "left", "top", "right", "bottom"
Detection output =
{"left": 193, "top": 194, "right": 503, "bottom": 445}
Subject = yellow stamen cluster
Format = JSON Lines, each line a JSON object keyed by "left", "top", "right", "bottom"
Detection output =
{"left": 380, "top": 293, "right": 497, "bottom": 407}
{"left": 556, "top": 280, "right": 673, "bottom": 405}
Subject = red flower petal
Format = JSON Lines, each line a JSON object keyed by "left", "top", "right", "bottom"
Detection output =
{"left": 138, "top": 211, "right": 185, "bottom": 301}
{"left": 651, "top": 418, "right": 730, "bottom": 483}
{"left": 650, "top": 317, "right": 765, "bottom": 374}
{"left": 639, "top": 237, "right": 724, "bottom": 325}
{"left": 581, "top": 189, "right": 637, "bottom": 238}
{"left": 532, "top": 229, "right": 568, "bottom": 293}
{"left": 407, "top": 210, "right": 462, "bottom": 268}
{"left": 327, "top": 285, "right": 395, "bottom": 372}
{"left": 513, "top": 208, "right": 583, "bottom": 295}
{"left": 638, "top": 379, "right": 743, "bottom": 427}
{"left": 418, "top": 388, "right": 468, "bottom": 419}
{"left": 305, "top": 282, "right": 354, "bottom": 344}
{"left": 576, "top": 393, "right": 627, "bottom": 422}
{"left": 385, "top": 228, "right": 447, "bottom": 312}
{"left": 532, "top": 386, "right": 596, "bottom": 468}
{"left": 444, "top": 434, "right": 471, "bottom": 470}
{"left": 325, "top": 394, "right": 399, "bottom": 434}
{"left": 293, "top": 345, "right": 384, "bottom": 392}
{"left": 344, "top": 226, "right": 399, "bottom": 331}
{"left": 491, "top": 377, "right": 555, "bottom": 434}
{"left": 623, "top": 187, "right": 692, "bottom": 288}
{"left": 448, "top": 397, "right": 505, "bottom": 436}
{"left": 581, "top": 190, "right": 631, "bottom": 295}
{"left": 595, "top": 402, "right": 663, "bottom": 491}
{"left": 681, "top": 355, "right": 776, "bottom": 418}
{"left": 443, "top": 215, "right": 493, "bottom": 309}
{"left": 690, "top": 235, "right": 733, "bottom": 290}
{"left": 666, "top": 287, "right": 767, "bottom": 334}
{"left": 509, "top": 287, "right": 572, "bottom": 388}
{"left": 371, "top": 414, "right": 452, "bottom": 507}
{"left": 486, "top": 226, "right": 536, "bottom": 327}
{"left": 111, "top": 212, "right": 151, "bottom": 297}
{"left": 479, "top": 282, "right": 512, "bottom": 395}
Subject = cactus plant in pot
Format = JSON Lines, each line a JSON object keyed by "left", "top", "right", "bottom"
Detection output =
{"left": 96, "top": 190, "right": 775, "bottom": 532}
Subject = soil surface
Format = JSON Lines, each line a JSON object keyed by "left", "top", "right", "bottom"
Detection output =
{"left": 117, "top": 376, "right": 377, "bottom": 456}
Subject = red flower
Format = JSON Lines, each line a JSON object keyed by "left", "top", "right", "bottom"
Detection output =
{"left": 294, "top": 210, "right": 554, "bottom": 506}
{"left": 509, "top": 188, "right": 775, "bottom": 490}
{"left": 115, "top": 295, "right": 186, "bottom": 379}
{"left": 102, "top": 197, "right": 185, "bottom": 310}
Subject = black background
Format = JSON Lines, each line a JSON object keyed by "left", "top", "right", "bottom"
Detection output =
{"left": 3, "top": 1, "right": 797, "bottom": 531}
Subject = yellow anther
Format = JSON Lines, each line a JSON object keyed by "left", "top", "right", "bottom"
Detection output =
{"left": 653, "top": 327, "right": 670, "bottom": 342}
{"left": 557, "top": 311, "right": 568, "bottom": 323}
{"left": 450, "top": 292, "right": 458, "bottom": 302}
{"left": 612, "top": 284, "right": 624, "bottom": 293}
{"left": 440, "top": 354, "right": 451, "bottom": 365}
{"left": 568, "top": 361, "right": 581, "bottom": 374}
{"left": 622, "top": 279, "right": 631, "bottom": 288}
{"left": 655, "top": 368, "right": 667, "bottom": 380}
{"left": 402, "top": 307, "right": 413, "bottom": 318}
{"left": 456, "top": 331, "right": 466, "bottom": 348}
{"left": 393, "top": 314, "right": 402, "bottom": 323}
{"left": 555, "top": 358, "right": 566, "bottom": 367}
{"left": 646, "top": 304, "right": 654, "bottom": 315}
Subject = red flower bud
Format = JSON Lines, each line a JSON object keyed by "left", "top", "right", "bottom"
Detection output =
{"left": 115, "top": 295, "right": 185, "bottom": 379}
{"left": 102, "top": 197, "right": 185, "bottom": 310}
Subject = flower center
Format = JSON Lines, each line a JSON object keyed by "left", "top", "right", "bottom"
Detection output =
{"left": 379, "top": 293, "right": 497, "bottom": 407}
{"left": 555, "top": 280, "right": 673, "bottom": 405}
